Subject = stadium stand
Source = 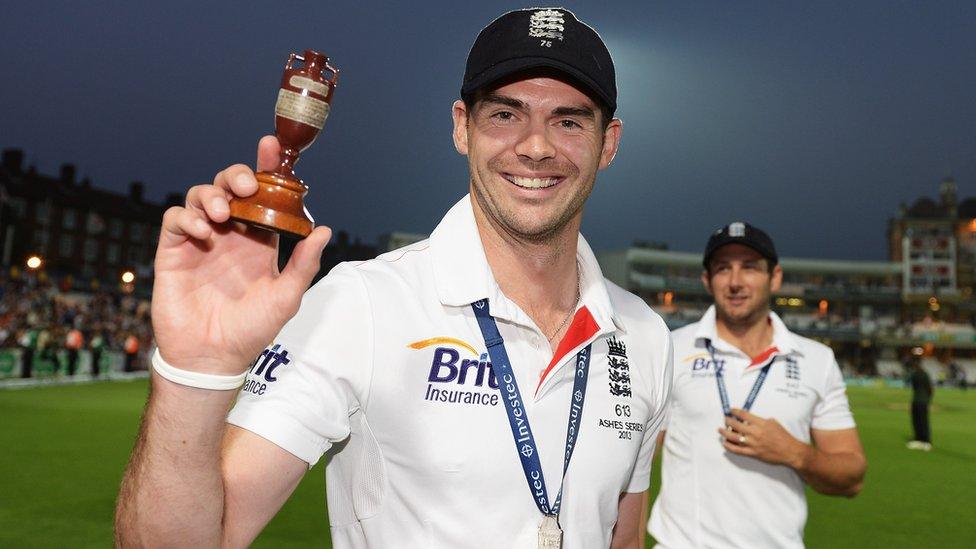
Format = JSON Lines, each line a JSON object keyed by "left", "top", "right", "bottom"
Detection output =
{"left": 920, "top": 357, "right": 948, "bottom": 385}
{"left": 0, "top": 269, "right": 152, "bottom": 380}
{"left": 596, "top": 179, "right": 976, "bottom": 383}
{"left": 956, "top": 359, "right": 976, "bottom": 384}
{"left": 2, "top": 151, "right": 972, "bottom": 387}
{"left": 875, "top": 359, "right": 904, "bottom": 379}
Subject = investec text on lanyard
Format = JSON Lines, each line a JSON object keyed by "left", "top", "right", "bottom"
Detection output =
{"left": 472, "top": 299, "right": 592, "bottom": 549}
{"left": 706, "top": 340, "right": 775, "bottom": 416}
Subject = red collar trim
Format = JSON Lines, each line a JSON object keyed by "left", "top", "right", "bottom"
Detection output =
{"left": 536, "top": 306, "right": 600, "bottom": 394}
{"left": 750, "top": 345, "right": 780, "bottom": 367}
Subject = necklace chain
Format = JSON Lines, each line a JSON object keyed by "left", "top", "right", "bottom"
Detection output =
{"left": 546, "top": 277, "right": 581, "bottom": 342}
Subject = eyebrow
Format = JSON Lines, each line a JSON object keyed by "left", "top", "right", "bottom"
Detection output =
{"left": 552, "top": 106, "right": 595, "bottom": 119}
{"left": 479, "top": 94, "right": 527, "bottom": 111}
{"left": 477, "top": 94, "right": 596, "bottom": 119}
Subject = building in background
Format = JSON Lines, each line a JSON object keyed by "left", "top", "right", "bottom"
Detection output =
{"left": 3, "top": 149, "right": 972, "bottom": 384}
{"left": 599, "top": 178, "right": 976, "bottom": 385}
{"left": 888, "top": 176, "right": 976, "bottom": 321}
{"left": 0, "top": 148, "right": 179, "bottom": 295}
{"left": 0, "top": 148, "right": 383, "bottom": 293}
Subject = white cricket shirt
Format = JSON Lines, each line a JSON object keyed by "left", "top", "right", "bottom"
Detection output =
{"left": 228, "top": 195, "right": 673, "bottom": 548}
{"left": 649, "top": 306, "right": 856, "bottom": 549}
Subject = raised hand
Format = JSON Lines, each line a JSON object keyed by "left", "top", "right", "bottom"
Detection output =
{"left": 151, "top": 135, "right": 332, "bottom": 376}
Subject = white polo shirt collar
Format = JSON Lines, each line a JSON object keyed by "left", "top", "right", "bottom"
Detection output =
{"left": 693, "top": 305, "right": 802, "bottom": 367}
{"left": 429, "top": 195, "right": 624, "bottom": 334}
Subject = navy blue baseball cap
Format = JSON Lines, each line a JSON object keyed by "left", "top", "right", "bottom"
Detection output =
{"left": 461, "top": 8, "right": 617, "bottom": 116}
{"left": 703, "top": 222, "right": 779, "bottom": 269}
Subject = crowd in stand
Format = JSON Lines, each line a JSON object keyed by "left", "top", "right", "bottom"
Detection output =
{"left": 2, "top": 264, "right": 971, "bottom": 384}
{"left": 0, "top": 270, "right": 152, "bottom": 377}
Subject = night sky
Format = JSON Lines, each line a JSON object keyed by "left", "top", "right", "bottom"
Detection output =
{"left": 2, "top": 1, "right": 973, "bottom": 260}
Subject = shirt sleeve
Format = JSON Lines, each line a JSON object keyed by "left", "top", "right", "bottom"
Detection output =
{"left": 659, "top": 347, "right": 682, "bottom": 433}
{"left": 626, "top": 326, "right": 674, "bottom": 493}
{"left": 226, "top": 262, "right": 374, "bottom": 467}
{"left": 810, "top": 351, "right": 856, "bottom": 431}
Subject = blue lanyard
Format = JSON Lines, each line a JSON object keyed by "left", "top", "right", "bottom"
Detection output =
{"left": 706, "top": 340, "right": 775, "bottom": 417}
{"left": 471, "top": 299, "right": 592, "bottom": 517}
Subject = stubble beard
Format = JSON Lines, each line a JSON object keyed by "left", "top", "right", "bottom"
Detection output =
{"left": 470, "top": 155, "right": 591, "bottom": 244}
{"left": 714, "top": 293, "right": 771, "bottom": 330}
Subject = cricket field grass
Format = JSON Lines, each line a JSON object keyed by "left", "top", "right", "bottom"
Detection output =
{"left": 1, "top": 381, "right": 973, "bottom": 547}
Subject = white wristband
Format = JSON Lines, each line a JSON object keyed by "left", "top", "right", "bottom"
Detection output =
{"left": 152, "top": 348, "right": 247, "bottom": 390}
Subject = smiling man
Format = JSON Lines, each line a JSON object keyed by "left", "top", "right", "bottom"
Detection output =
{"left": 116, "top": 8, "right": 672, "bottom": 549}
{"left": 648, "top": 222, "right": 867, "bottom": 548}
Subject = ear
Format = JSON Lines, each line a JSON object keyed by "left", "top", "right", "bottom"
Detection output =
{"left": 701, "top": 269, "right": 714, "bottom": 296}
{"left": 452, "top": 100, "right": 469, "bottom": 155}
{"left": 598, "top": 118, "right": 623, "bottom": 170}
{"left": 770, "top": 264, "right": 783, "bottom": 293}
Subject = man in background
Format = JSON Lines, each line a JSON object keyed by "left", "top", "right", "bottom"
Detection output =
{"left": 649, "top": 222, "right": 866, "bottom": 548}
{"left": 17, "top": 325, "right": 36, "bottom": 378}
{"left": 89, "top": 329, "right": 105, "bottom": 378}
{"left": 907, "top": 357, "right": 933, "bottom": 450}
{"left": 65, "top": 327, "right": 83, "bottom": 376}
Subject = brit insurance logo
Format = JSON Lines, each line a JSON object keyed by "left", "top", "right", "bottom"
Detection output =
{"left": 686, "top": 352, "right": 726, "bottom": 378}
{"left": 528, "top": 9, "right": 564, "bottom": 47}
{"left": 242, "top": 343, "right": 291, "bottom": 396}
{"left": 408, "top": 337, "right": 500, "bottom": 407}
{"left": 607, "top": 336, "right": 632, "bottom": 398}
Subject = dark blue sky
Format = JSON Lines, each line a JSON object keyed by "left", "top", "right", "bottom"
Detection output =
{"left": 2, "top": 1, "right": 973, "bottom": 260}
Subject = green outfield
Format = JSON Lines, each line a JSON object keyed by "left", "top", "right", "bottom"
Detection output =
{"left": 0, "top": 381, "right": 972, "bottom": 548}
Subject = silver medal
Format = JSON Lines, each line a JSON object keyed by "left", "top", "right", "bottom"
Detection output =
{"left": 538, "top": 515, "right": 563, "bottom": 549}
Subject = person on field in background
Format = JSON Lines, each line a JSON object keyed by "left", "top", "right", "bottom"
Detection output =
{"left": 948, "top": 360, "right": 965, "bottom": 390}
{"left": 89, "top": 329, "right": 105, "bottom": 378}
{"left": 906, "top": 357, "right": 933, "bottom": 451}
{"left": 649, "top": 222, "right": 867, "bottom": 549}
{"left": 65, "top": 327, "right": 83, "bottom": 376}
{"left": 18, "top": 325, "right": 37, "bottom": 378}
{"left": 122, "top": 333, "right": 139, "bottom": 372}
{"left": 37, "top": 326, "right": 54, "bottom": 375}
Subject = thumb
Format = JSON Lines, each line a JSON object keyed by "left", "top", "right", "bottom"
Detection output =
{"left": 256, "top": 135, "right": 282, "bottom": 173}
{"left": 276, "top": 226, "right": 332, "bottom": 304}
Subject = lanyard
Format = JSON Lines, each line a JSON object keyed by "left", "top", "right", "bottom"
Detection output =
{"left": 706, "top": 340, "right": 775, "bottom": 417}
{"left": 471, "top": 299, "right": 591, "bottom": 517}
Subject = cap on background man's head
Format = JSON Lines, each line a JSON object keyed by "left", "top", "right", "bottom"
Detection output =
{"left": 702, "top": 222, "right": 779, "bottom": 269}
{"left": 461, "top": 7, "right": 616, "bottom": 116}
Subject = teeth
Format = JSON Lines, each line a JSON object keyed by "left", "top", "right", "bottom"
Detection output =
{"left": 508, "top": 175, "right": 558, "bottom": 189}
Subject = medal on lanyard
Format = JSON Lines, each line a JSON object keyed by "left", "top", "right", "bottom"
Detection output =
{"left": 538, "top": 514, "right": 563, "bottom": 548}
{"left": 472, "top": 299, "right": 591, "bottom": 549}
{"left": 706, "top": 340, "right": 775, "bottom": 420}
